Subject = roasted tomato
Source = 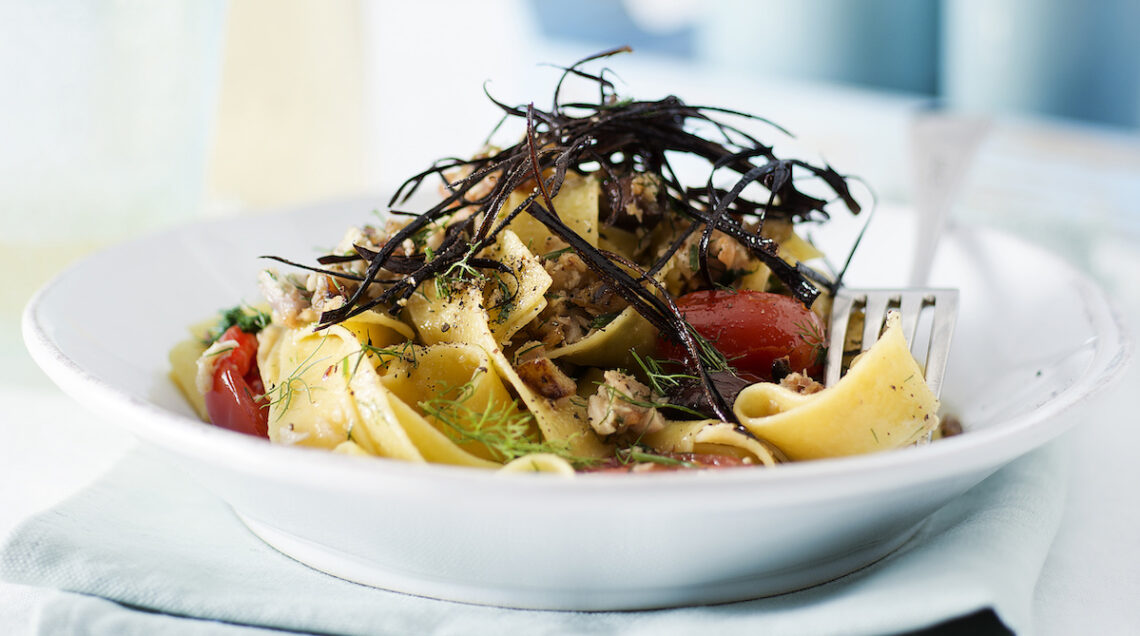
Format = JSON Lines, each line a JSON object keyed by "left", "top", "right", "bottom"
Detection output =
{"left": 657, "top": 290, "right": 824, "bottom": 382}
{"left": 204, "top": 326, "right": 269, "bottom": 437}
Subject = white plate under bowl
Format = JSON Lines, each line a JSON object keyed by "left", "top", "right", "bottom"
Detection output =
{"left": 23, "top": 199, "right": 1130, "bottom": 610}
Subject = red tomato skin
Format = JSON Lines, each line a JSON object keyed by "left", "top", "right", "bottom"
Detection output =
{"left": 204, "top": 326, "right": 269, "bottom": 437}
{"left": 658, "top": 290, "right": 824, "bottom": 382}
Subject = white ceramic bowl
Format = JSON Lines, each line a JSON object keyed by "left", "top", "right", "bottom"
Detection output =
{"left": 23, "top": 199, "right": 1130, "bottom": 610}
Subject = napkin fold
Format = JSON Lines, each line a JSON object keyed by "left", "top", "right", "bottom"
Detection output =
{"left": 1, "top": 445, "right": 1066, "bottom": 636}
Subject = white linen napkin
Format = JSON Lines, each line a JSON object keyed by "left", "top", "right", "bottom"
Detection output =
{"left": 0, "top": 443, "right": 1065, "bottom": 635}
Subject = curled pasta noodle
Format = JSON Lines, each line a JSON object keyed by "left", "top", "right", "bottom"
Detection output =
{"left": 257, "top": 323, "right": 499, "bottom": 467}
{"left": 643, "top": 421, "right": 783, "bottom": 467}
{"left": 733, "top": 313, "right": 940, "bottom": 460}
{"left": 407, "top": 279, "right": 610, "bottom": 459}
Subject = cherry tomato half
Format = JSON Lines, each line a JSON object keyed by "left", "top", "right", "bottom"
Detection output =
{"left": 657, "top": 290, "right": 824, "bottom": 382}
{"left": 204, "top": 326, "right": 269, "bottom": 437}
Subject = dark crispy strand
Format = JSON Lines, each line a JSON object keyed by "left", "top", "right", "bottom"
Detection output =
{"left": 525, "top": 103, "right": 558, "bottom": 219}
{"left": 265, "top": 48, "right": 863, "bottom": 420}
{"left": 260, "top": 255, "right": 382, "bottom": 285}
{"left": 389, "top": 156, "right": 481, "bottom": 206}
{"left": 674, "top": 195, "right": 821, "bottom": 305}
{"left": 700, "top": 161, "right": 777, "bottom": 287}
{"left": 316, "top": 254, "right": 362, "bottom": 265}
{"left": 550, "top": 45, "right": 630, "bottom": 114}
{"left": 526, "top": 198, "right": 730, "bottom": 422}
{"left": 698, "top": 148, "right": 787, "bottom": 286}
{"left": 600, "top": 250, "right": 735, "bottom": 420}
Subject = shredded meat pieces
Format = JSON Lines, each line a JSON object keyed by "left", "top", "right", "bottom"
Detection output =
{"left": 526, "top": 246, "right": 629, "bottom": 348}
{"left": 307, "top": 273, "right": 347, "bottom": 314}
{"left": 259, "top": 269, "right": 350, "bottom": 328}
{"left": 778, "top": 372, "right": 825, "bottom": 395}
{"left": 546, "top": 250, "right": 588, "bottom": 290}
{"left": 259, "top": 269, "right": 317, "bottom": 328}
{"left": 587, "top": 370, "right": 665, "bottom": 437}
{"left": 528, "top": 297, "right": 592, "bottom": 348}
{"left": 668, "top": 229, "right": 753, "bottom": 293}
{"left": 440, "top": 152, "right": 502, "bottom": 213}
{"left": 546, "top": 251, "right": 625, "bottom": 316}
{"left": 515, "top": 357, "right": 577, "bottom": 400}
{"left": 600, "top": 172, "right": 665, "bottom": 230}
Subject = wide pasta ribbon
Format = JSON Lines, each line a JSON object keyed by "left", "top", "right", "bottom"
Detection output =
{"left": 500, "top": 173, "right": 600, "bottom": 254}
{"left": 257, "top": 322, "right": 498, "bottom": 468}
{"left": 407, "top": 230, "right": 609, "bottom": 460}
{"left": 733, "top": 313, "right": 939, "bottom": 460}
{"left": 379, "top": 343, "right": 526, "bottom": 464}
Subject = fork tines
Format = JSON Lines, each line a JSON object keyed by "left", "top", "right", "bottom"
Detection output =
{"left": 825, "top": 288, "right": 959, "bottom": 398}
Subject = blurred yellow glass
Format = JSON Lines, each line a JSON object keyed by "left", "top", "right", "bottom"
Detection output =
{"left": 3, "top": 0, "right": 370, "bottom": 387}
{"left": 208, "top": 0, "right": 371, "bottom": 210}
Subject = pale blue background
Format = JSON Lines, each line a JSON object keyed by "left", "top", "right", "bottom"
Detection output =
{"left": 533, "top": 0, "right": 1140, "bottom": 130}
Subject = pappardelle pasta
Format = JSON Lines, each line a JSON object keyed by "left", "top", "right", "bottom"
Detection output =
{"left": 171, "top": 50, "right": 942, "bottom": 473}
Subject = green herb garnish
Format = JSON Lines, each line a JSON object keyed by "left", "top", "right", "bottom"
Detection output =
{"left": 419, "top": 370, "right": 572, "bottom": 463}
{"left": 589, "top": 312, "right": 620, "bottom": 330}
{"left": 208, "top": 305, "right": 271, "bottom": 343}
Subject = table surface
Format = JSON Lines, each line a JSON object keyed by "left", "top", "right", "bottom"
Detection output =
{"left": 2, "top": 55, "right": 1138, "bottom": 634}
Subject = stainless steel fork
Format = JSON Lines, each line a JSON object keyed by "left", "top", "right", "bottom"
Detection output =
{"left": 824, "top": 288, "right": 959, "bottom": 399}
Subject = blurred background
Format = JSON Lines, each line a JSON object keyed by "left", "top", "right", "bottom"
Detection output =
{"left": 3, "top": 0, "right": 1139, "bottom": 388}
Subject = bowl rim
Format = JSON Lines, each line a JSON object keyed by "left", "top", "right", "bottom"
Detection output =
{"left": 21, "top": 203, "right": 1133, "bottom": 502}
